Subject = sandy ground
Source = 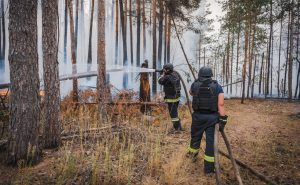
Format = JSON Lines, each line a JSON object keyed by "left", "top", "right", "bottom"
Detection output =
{"left": 0, "top": 99, "right": 299, "bottom": 185}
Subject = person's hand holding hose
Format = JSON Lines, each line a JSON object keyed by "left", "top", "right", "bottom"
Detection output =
{"left": 219, "top": 115, "right": 228, "bottom": 132}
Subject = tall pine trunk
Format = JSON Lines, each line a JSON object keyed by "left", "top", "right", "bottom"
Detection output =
{"left": 241, "top": 17, "right": 249, "bottom": 104}
{"left": 119, "top": 0, "right": 128, "bottom": 88}
{"left": 152, "top": 0, "right": 157, "bottom": 93}
{"left": 166, "top": 11, "right": 171, "bottom": 63}
{"left": 157, "top": 0, "right": 163, "bottom": 70}
{"left": 136, "top": 0, "right": 141, "bottom": 66}
{"left": 277, "top": 16, "right": 283, "bottom": 97}
{"left": 97, "top": 0, "right": 107, "bottom": 120}
{"left": 42, "top": 0, "right": 61, "bottom": 149}
{"left": 115, "top": 0, "right": 119, "bottom": 64}
{"left": 129, "top": 0, "right": 133, "bottom": 65}
{"left": 75, "top": 0, "right": 79, "bottom": 52}
{"left": 64, "top": 0, "right": 68, "bottom": 63}
{"left": 87, "top": 0, "right": 95, "bottom": 64}
{"left": 259, "top": 53, "right": 264, "bottom": 94}
{"left": 288, "top": 0, "right": 294, "bottom": 101}
{"left": 266, "top": 0, "right": 273, "bottom": 96}
{"left": 251, "top": 54, "right": 257, "bottom": 98}
{"left": 7, "top": 0, "right": 41, "bottom": 165}
{"left": 1, "top": 0, "right": 5, "bottom": 60}
{"left": 68, "top": 0, "right": 78, "bottom": 102}
{"left": 142, "top": 0, "right": 146, "bottom": 58}
{"left": 230, "top": 32, "right": 234, "bottom": 94}
{"left": 284, "top": 10, "right": 291, "bottom": 96}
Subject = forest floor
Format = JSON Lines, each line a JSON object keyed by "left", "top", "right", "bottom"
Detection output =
{"left": 0, "top": 99, "right": 299, "bottom": 185}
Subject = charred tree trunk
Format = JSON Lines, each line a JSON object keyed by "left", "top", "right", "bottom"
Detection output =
{"left": 97, "top": 0, "right": 108, "bottom": 120}
{"left": 140, "top": 61, "right": 151, "bottom": 113}
{"left": 7, "top": 0, "right": 41, "bottom": 165}
{"left": 115, "top": 0, "right": 119, "bottom": 64}
{"left": 136, "top": 0, "right": 141, "bottom": 66}
{"left": 129, "top": 0, "right": 133, "bottom": 65}
{"left": 42, "top": 0, "right": 61, "bottom": 149}
{"left": 87, "top": 0, "right": 95, "bottom": 64}
{"left": 152, "top": 0, "right": 157, "bottom": 93}
{"left": 157, "top": 0, "right": 163, "bottom": 70}
{"left": 64, "top": 0, "right": 68, "bottom": 63}
{"left": 68, "top": 0, "right": 79, "bottom": 102}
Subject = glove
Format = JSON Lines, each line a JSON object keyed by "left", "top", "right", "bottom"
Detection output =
{"left": 219, "top": 115, "right": 228, "bottom": 132}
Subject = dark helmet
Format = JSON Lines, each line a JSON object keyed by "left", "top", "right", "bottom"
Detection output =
{"left": 198, "top": 67, "right": 213, "bottom": 78}
{"left": 163, "top": 63, "right": 174, "bottom": 71}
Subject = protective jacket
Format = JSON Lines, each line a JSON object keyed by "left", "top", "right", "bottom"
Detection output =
{"left": 158, "top": 71, "right": 181, "bottom": 101}
{"left": 191, "top": 78, "right": 218, "bottom": 113}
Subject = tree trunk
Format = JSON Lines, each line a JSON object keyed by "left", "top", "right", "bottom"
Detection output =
{"left": 1, "top": 0, "right": 5, "bottom": 60}
{"left": 87, "top": 0, "right": 95, "bottom": 64}
{"left": 136, "top": 0, "right": 141, "bottom": 66}
{"left": 129, "top": 0, "right": 133, "bottom": 65}
{"left": 284, "top": 10, "right": 291, "bottom": 97}
{"left": 241, "top": 18, "right": 249, "bottom": 104}
{"left": 75, "top": 0, "right": 79, "bottom": 52}
{"left": 7, "top": 0, "right": 41, "bottom": 165}
{"left": 115, "top": 0, "right": 119, "bottom": 65}
{"left": 278, "top": 16, "right": 283, "bottom": 97}
{"left": 251, "top": 54, "right": 257, "bottom": 98}
{"left": 166, "top": 12, "right": 171, "bottom": 63}
{"left": 152, "top": 0, "right": 157, "bottom": 93}
{"left": 236, "top": 23, "right": 241, "bottom": 77}
{"left": 288, "top": 0, "right": 294, "bottom": 101}
{"left": 142, "top": 0, "right": 146, "bottom": 59}
{"left": 226, "top": 31, "right": 230, "bottom": 87}
{"left": 259, "top": 53, "right": 264, "bottom": 94}
{"left": 68, "top": 0, "right": 79, "bottom": 102}
{"left": 247, "top": 20, "right": 256, "bottom": 98}
{"left": 97, "top": 0, "right": 108, "bottom": 121}
{"left": 157, "top": 0, "right": 163, "bottom": 70}
{"left": 164, "top": 3, "right": 167, "bottom": 65}
{"left": 230, "top": 32, "right": 234, "bottom": 94}
{"left": 266, "top": 1, "right": 273, "bottom": 96}
{"left": 42, "top": 0, "right": 61, "bottom": 149}
{"left": 64, "top": 0, "right": 68, "bottom": 63}
{"left": 119, "top": 0, "right": 128, "bottom": 89}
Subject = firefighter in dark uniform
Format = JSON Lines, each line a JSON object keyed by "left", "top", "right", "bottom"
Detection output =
{"left": 187, "top": 66, "right": 228, "bottom": 174}
{"left": 158, "top": 63, "right": 182, "bottom": 131}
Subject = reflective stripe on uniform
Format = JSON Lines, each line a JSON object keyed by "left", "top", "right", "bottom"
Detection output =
{"left": 171, "top": 117, "right": 180, "bottom": 122}
{"left": 204, "top": 155, "right": 215, "bottom": 162}
{"left": 158, "top": 76, "right": 163, "bottom": 81}
{"left": 188, "top": 146, "right": 199, "bottom": 154}
{"left": 165, "top": 97, "right": 180, "bottom": 103}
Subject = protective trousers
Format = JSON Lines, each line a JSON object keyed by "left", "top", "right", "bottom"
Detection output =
{"left": 188, "top": 112, "right": 219, "bottom": 173}
{"left": 167, "top": 102, "right": 182, "bottom": 130}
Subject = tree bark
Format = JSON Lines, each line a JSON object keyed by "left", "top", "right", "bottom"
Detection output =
{"left": 87, "top": 0, "right": 95, "bottom": 64}
{"left": 251, "top": 54, "right": 257, "bottom": 98}
{"left": 247, "top": 20, "right": 256, "bottom": 98}
{"left": 284, "top": 10, "right": 291, "bottom": 97}
{"left": 115, "top": 0, "right": 119, "bottom": 65}
{"left": 241, "top": 17, "right": 249, "bottom": 104}
{"left": 230, "top": 32, "right": 234, "bottom": 94}
{"left": 166, "top": 11, "right": 171, "bottom": 63}
{"left": 42, "top": 0, "right": 61, "bottom": 149}
{"left": 68, "top": 0, "right": 79, "bottom": 102}
{"left": 64, "top": 0, "right": 68, "bottom": 63}
{"left": 152, "top": 0, "right": 157, "bottom": 93}
{"left": 157, "top": 0, "right": 164, "bottom": 70}
{"left": 97, "top": 0, "right": 108, "bottom": 121}
{"left": 259, "top": 53, "right": 264, "bottom": 94}
{"left": 288, "top": 0, "right": 294, "bottom": 101}
{"left": 1, "top": 0, "right": 5, "bottom": 60}
{"left": 75, "top": 0, "right": 79, "bottom": 52}
{"left": 129, "top": 0, "right": 133, "bottom": 65}
{"left": 119, "top": 0, "right": 128, "bottom": 88}
{"left": 142, "top": 0, "right": 146, "bottom": 59}
{"left": 7, "top": 0, "right": 41, "bottom": 165}
{"left": 136, "top": 0, "right": 141, "bottom": 66}
{"left": 278, "top": 16, "right": 283, "bottom": 97}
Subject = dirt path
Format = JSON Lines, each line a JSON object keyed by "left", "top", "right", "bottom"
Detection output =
{"left": 152, "top": 99, "right": 300, "bottom": 185}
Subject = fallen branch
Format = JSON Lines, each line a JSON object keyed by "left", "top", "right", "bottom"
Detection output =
{"left": 214, "top": 124, "right": 221, "bottom": 185}
{"left": 61, "top": 126, "right": 113, "bottom": 137}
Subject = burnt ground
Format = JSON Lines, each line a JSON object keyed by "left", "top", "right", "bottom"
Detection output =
{"left": 0, "top": 99, "right": 299, "bottom": 185}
